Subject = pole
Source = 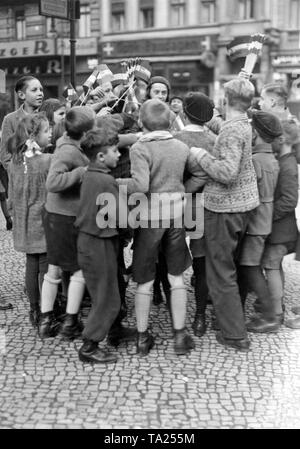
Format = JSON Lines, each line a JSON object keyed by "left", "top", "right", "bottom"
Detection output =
{"left": 69, "top": 0, "right": 76, "bottom": 88}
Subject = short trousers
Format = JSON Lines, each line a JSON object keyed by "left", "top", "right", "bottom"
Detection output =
{"left": 189, "top": 237, "right": 205, "bottom": 259}
{"left": 132, "top": 221, "right": 192, "bottom": 284}
{"left": 239, "top": 235, "right": 267, "bottom": 266}
{"left": 262, "top": 241, "right": 296, "bottom": 269}
{"left": 42, "top": 209, "right": 80, "bottom": 273}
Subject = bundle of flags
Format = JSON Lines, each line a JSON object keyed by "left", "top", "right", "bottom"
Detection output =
{"left": 242, "top": 33, "right": 266, "bottom": 76}
{"left": 63, "top": 58, "right": 152, "bottom": 107}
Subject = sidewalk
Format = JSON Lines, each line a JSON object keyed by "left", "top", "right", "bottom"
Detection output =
{"left": 1, "top": 215, "right": 300, "bottom": 429}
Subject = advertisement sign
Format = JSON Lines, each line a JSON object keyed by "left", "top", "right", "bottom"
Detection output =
{"left": 39, "top": 0, "right": 69, "bottom": 20}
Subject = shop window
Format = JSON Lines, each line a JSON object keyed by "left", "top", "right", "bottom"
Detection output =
{"left": 15, "top": 10, "right": 26, "bottom": 40}
{"left": 140, "top": 0, "right": 154, "bottom": 28}
{"left": 170, "top": 0, "right": 186, "bottom": 27}
{"left": 111, "top": 1, "right": 126, "bottom": 32}
{"left": 200, "top": 0, "right": 216, "bottom": 23}
{"left": 238, "top": 0, "right": 255, "bottom": 20}
{"left": 79, "top": 4, "right": 91, "bottom": 37}
{"left": 289, "top": 0, "right": 300, "bottom": 28}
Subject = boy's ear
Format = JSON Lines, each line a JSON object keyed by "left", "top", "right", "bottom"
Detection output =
{"left": 18, "top": 90, "right": 26, "bottom": 101}
{"left": 96, "top": 151, "right": 105, "bottom": 162}
{"left": 277, "top": 135, "right": 285, "bottom": 145}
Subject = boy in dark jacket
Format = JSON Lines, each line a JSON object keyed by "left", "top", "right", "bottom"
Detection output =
{"left": 75, "top": 126, "right": 130, "bottom": 363}
{"left": 238, "top": 111, "right": 281, "bottom": 332}
{"left": 251, "top": 120, "right": 299, "bottom": 332}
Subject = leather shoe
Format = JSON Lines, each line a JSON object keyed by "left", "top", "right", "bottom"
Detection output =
{"left": 285, "top": 317, "right": 300, "bottom": 329}
{"left": 0, "top": 301, "right": 13, "bottom": 311}
{"left": 246, "top": 316, "right": 280, "bottom": 333}
{"left": 192, "top": 314, "right": 207, "bottom": 337}
{"left": 38, "top": 312, "right": 60, "bottom": 339}
{"left": 107, "top": 324, "right": 137, "bottom": 347}
{"left": 174, "top": 328, "right": 195, "bottom": 355}
{"left": 79, "top": 341, "right": 117, "bottom": 364}
{"left": 137, "top": 331, "right": 154, "bottom": 356}
{"left": 216, "top": 331, "right": 250, "bottom": 352}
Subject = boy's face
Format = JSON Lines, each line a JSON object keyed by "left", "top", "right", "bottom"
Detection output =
{"left": 150, "top": 83, "right": 168, "bottom": 103}
{"left": 19, "top": 79, "right": 44, "bottom": 108}
{"left": 100, "top": 145, "right": 120, "bottom": 169}
{"left": 170, "top": 98, "right": 183, "bottom": 114}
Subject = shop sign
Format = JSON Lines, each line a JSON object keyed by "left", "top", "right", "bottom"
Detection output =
{"left": 102, "top": 36, "right": 217, "bottom": 58}
{"left": 57, "top": 38, "right": 98, "bottom": 56}
{"left": 39, "top": 0, "right": 69, "bottom": 20}
{"left": 1, "top": 59, "right": 61, "bottom": 76}
{"left": 273, "top": 55, "right": 300, "bottom": 67}
{"left": 0, "top": 40, "right": 55, "bottom": 59}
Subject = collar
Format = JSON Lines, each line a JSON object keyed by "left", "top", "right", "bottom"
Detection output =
{"left": 222, "top": 113, "right": 249, "bottom": 129}
{"left": 88, "top": 161, "right": 111, "bottom": 174}
{"left": 184, "top": 124, "right": 205, "bottom": 132}
{"left": 252, "top": 143, "right": 273, "bottom": 154}
{"left": 139, "top": 130, "right": 173, "bottom": 142}
{"left": 24, "top": 139, "right": 42, "bottom": 158}
{"left": 20, "top": 104, "right": 39, "bottom": 116}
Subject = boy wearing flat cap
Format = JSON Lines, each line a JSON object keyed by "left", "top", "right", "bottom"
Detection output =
{"left": 238, "top": 111, "right": 281, "bottom": 332}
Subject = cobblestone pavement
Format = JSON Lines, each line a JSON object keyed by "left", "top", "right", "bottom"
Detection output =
{"left": 1, "top": 215, "right": 300, "bottom": 430}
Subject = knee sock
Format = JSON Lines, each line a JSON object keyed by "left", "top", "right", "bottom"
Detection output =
{"left": 135, "top": 291, "right": 152, "bottom": 332}
{"left": 170, "top": 286, "right": 187, "bottom": 330}
{"left": 41, "top": 274, "right": 61, "bottom": 313}
{"left": 66, "top": 270, "right": 86, "bottom": 315}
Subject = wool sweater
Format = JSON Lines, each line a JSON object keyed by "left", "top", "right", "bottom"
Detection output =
{"left": 45, "top": 133, "right": 89, "bottom": 217}
{"left": 8, "top": 153, "right": 52, "bottom": 253}
{"left": 118, "top": 131, "right": 189, "bottom": 222}
{"left": 246, "top": 144, "right": 279, "bottom": 235}
{"left": 193, "top": 114, "right": 259, "bottom": 213}
{"left": 0, "top": 106, "right": 28, "bottom": 169}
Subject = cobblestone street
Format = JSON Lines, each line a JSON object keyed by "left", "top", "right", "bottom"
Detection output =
{"left": 0, "top": 214, "right": 300, "bottom": 430}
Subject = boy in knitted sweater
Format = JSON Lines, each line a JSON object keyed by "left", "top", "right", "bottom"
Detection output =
{"left": 117, "top": 99, "right": 194, "bottom": 357}
{"left": 190, "top": 77, "right": 259, "bottom": 352}
{"left": 175, "top": 92, "right": 216, "bottom": 339}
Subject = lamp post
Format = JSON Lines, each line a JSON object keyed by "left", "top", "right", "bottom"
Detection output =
{"left": 69, "top": 0, "right": 77, "bottom": 89}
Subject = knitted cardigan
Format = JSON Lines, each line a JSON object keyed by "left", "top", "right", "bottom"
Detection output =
{"left": 196, "top": 114, "right": 259, "bottom": 213}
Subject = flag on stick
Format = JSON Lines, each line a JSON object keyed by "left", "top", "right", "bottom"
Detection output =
{"left": 96, "top": 64, "right": 113, "bottom": 86}
{"left": 226, "top": 36, "right": 250, "bottom": 61}
{"left": 62, "top": 83, "right": 78, "bottom": 104}
{"left": 241, "top": 33, "right": 266, "bottom": 78}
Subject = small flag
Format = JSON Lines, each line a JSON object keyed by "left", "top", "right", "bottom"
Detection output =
{"left": 134, "top": 59, "right": 152, "bottom": 83}
{"left": 111, "top": 63, "right": 129, "bottom": 87}
{"left": 96, "top": 64, "right": 113, "bottom": 86}
{"left": 227, "top": 36, "right": 250, "bottom": 61}
{"left": 83, "top": 68, "right": 99, "bottom": 93}
{"left": 242, "top": 33, "right": 266, "bottom": 77}
{"left": 63, "top": 83, "right": 78, "bottom": 103}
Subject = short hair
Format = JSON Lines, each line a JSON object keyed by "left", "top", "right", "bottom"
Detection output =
{"left": 262, "top": 83, "right": 288, "bottom": 108}
{"left": 15, "top": 76, "right": 39, "bottom": 93}
{"left": 224, "top": 78, "right": 255, "bottom": 112}
{"left": 139, "top": 99, "right": 171, "bottom": 131}
{"left": 81, "top": 127, "right": 119, "bottom": 161}
{"left": 40, "top": 98, "right": 65, "bottom": 125}
{"left": 65, "top": 106, "right": 95, "bottom": 140}
{"left": 281, "top": 120, "right": 300, "bottom": 146}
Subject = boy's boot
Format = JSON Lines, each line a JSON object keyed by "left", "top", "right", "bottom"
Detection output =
{"left": 29, "top": 304, "right": 40, "bottom": 328}
{"left": 174, "top": 328, "right": 195, "bottom": 355}
{"left": 107, "top": 322, "right": 137, "bottom": 347}
{"left": 79, "top": 340, "right": 117, "bottom": 364}
{"left": 136, "top": 330, "right": 154, "bottom": 356}
{"left": 192, "top": 313, "right": 206, "bottom": 337}
{"left": 59, "top": 313, "right": 83, "bottom": 341}
{"left": 38, "top": 311, "right": 60, "bottom": 339}
{"left": 5, "top": 216, "right": 12, "bottom": 231}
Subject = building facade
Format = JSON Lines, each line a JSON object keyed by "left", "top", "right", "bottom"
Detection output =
{"left": 0, "top": 0, "right": 100, "bottom": 110}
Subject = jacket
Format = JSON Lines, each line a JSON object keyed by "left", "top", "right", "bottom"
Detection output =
{"left": 0, "top": 106, "right": 27, "bottom": 169}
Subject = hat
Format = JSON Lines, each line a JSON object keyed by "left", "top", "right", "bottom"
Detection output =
{"left": 183, "top": 92, "right": 214, "bottom": 125}
{"left": 96, "top": 114, "right": 124, "bottom": 133}
{"left": 251, "top": 110, "right": 283, "bottom": 143}
{"left": 146, "top": 76, "right": 171, "bottom": 102}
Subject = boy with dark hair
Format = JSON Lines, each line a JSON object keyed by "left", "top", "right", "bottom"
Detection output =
{"left": 39, "top": 106, "right": 95, "bottom": 339}
{"left": 238, "top": 111, "right": 281, "bottom": 332}
{"left": 118, "top": 99, "right": 194, "bottom": 357}
{"left": 75, "top": 126, "right": 129, "bottom": 363}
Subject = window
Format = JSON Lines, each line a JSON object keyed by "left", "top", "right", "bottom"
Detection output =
{"left": 238, "top": 0, "right": 254, "bottom": 20}
{"left": 111, "top": 1, "right": 126, "bottom": 32}
{"left": 15, "top": 10, "right": 26, "bottom": 40}
{"left": 290, "top": 0, "right": 300, "bottom": 28}
{"left": 200, "top": 0, "right": 216, "bottom": 23}
{"left": 170, "top": 0, "right": 186, "bottom": 27}
{"left": 140, "top": 0, "right": 154, "bottom": 28}
{"left": 79, "top": 4, "right": 91, "bottom": 37}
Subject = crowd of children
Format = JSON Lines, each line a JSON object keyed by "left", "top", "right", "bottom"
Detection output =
{"left": 0, "top": 68, "right": 300, "bottom": 363}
